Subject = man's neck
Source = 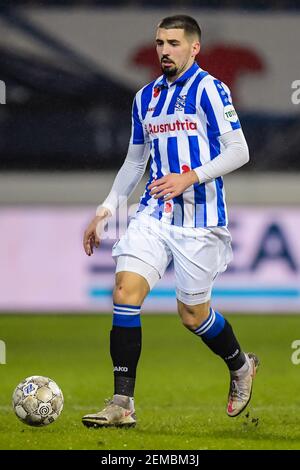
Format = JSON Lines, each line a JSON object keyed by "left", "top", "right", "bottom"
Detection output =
{"left": 166, "top": 60, "right": 195, "bottom": 83}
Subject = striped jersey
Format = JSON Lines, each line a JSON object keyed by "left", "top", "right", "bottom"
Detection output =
{"left": 130, "top": 62, "right": 241, "bottom": 228}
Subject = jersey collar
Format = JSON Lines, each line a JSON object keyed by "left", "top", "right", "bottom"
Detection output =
{"left": 159, "top": 62, "right": 200, "bottom": 88}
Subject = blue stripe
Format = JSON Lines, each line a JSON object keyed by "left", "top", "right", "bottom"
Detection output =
{"left": 201, "top": 311, "right": 225, "bottom": 340}
{"left": 153, "top": 139, "right": 163, "bottom": 177}
{"left": 113, "top": 303, "right": 141, "bottom": 310}
{"left": 213, "top": 80, "right": 241, "bottom": 131}
{"left": 201, "top": 89, "right": 226, "bottom": 226}
{"left": 152, "top": 86, "right": 168, "bottom": 117}
{"left": 167, "top": 84, "right": 183, "bottom": 115}
{"left": 167, "top": 137, "right": 184, "bottom": 226}
{"left": 151, "top": 139, "right": 165, "bottom": 221}
{"left": 132, "top": 98, "right": 144, "bottom": 144}
{"left": 185, "top": 70, "right": 209, "bottom": 114}
{"left": 213, "top": 289, "right": 300, "bottom": 298}
{"left": 200, "top": 88, "right": 220, "bottom": 136}
{"left": 213, "top": 79, "right": 232, "bottom": 106}
{"left": 141, "top": 80, "right": 156, "bottom": 119}
{"left": 113, "top": 313, "right": 141, "bottom": 327}
{"left": 216, "top": 177, "right": 226, "bottom": 226}
{"left": 188, "top": 136, "right": 207, "bottom": 227}
{"left": 90, "top": 288, "right": 300, "bottom": 299}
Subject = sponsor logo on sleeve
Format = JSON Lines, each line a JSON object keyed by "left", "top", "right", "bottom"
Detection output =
{"left": 223, "top": 104, "right": 238, "bottom": 123}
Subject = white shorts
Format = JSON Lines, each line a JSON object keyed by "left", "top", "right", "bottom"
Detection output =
{"left": 112, "top": 213, "right": 233, "bottom": 305}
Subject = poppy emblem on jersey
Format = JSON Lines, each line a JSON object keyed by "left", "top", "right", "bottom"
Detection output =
{"left": 153, "top": 87, "right": 160, "bottom": 98}
{"left": 181, "top": 165, "right": 190, "bottom": 173}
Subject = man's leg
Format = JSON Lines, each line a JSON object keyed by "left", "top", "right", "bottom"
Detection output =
{"left": 177, "top": 299, "right": 259, "bottom": 417}
{"left": 82, "top": 256, "right": 161, "bottom": 428}
{"left": 110, "top": 271, "right": 149, "bottom": 408}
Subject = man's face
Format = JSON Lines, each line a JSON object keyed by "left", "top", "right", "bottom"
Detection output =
{"left": 155, "top": 28, "right": 200, "bottom": 79}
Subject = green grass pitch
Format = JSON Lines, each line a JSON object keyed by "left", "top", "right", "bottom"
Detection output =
{"left": 0, "top": 313, "right": 300, "bottom": 450}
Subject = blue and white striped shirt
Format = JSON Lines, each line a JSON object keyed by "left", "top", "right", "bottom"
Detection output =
{"left": 131, "top": 62, "right": 241, "bottom": 228}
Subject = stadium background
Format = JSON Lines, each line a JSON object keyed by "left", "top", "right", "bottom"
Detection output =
{"left": 0, "top": 0, "right": 300, "bottom": 451}
{"left": 0, "top": 0, "right": 299, "bottom": 313}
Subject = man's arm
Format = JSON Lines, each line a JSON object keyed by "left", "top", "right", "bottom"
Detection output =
{"left": 83, "top": 143, "right": 149, "bottom": 256}
{"left": 83, "top": 89, "right": 150, "bottom": 256}
{"left": 148, "top": 128, "right": 249, "bottom": 200}
{"left": 97, "top": 143, "right": 149, "bottom": 217}
{"left": 193, "top": 128, "right": 249, "bottom": 183}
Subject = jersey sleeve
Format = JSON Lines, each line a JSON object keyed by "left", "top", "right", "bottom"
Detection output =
{"left": 200, "top": 77, "right": 241, "bottom": 137}
{"left": 98, "top": 142, "right": 150, "bottom": 217}
{"left": 129, "top": 93, "right": 149, "bottom": 145}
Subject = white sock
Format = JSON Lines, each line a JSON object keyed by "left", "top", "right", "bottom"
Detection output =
{"left": 113, "top": 394, "right": 134, "bottom": 410}
{"left": 231, "top": 356, "right": 250, "bottom": 378}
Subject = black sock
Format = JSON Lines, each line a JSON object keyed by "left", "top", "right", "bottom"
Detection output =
{"left": 110, "top": 304, "right": 142, "bottom": 397}
{"left": 192, "top": 308, "right": 246, "bottom": 371}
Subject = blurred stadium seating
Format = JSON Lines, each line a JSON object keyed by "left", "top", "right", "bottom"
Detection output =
{"left": 0, "top": 2, "right": 299, "bottom": 171}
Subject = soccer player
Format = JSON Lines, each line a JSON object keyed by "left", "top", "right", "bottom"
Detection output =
{"left": 82, "top": 15, "right": 259, "bottom": 428}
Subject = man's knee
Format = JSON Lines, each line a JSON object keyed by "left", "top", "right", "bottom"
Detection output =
{"left": 177, "top": 300, "right": 211, "bottom": 330}
{"left": 113, "top": 271, "right": 149, "bottom": 305}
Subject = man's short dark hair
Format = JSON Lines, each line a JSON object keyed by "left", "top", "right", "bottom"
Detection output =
{"left": 158, "top": 15, "right": 201, "bottom": 41}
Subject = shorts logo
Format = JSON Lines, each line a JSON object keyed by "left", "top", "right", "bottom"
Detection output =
{"left": 186, "top": 291, "right": 207, "bottom": 296}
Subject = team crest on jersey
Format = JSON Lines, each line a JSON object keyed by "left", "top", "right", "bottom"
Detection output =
{"left": 175, "top": 95, "right": 187, "bottom": 111}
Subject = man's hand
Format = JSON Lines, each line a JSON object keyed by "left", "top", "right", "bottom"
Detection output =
{"left": 83, "top": 207, "right": 111, "bottom": 256}
{"left": 148, "top": 171, "right": 199, "bottom": 201}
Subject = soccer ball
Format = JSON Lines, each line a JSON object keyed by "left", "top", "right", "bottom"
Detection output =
{"left": 12, "top": 375, "right": 64, "bottom": 426}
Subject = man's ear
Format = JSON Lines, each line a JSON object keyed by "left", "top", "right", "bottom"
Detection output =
{"left": 192, "top": 41, "right": 201, "bottom": 58}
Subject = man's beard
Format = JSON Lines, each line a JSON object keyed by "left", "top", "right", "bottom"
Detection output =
{"left": 161, "top": 64, "right": 178, "bottom": 77}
